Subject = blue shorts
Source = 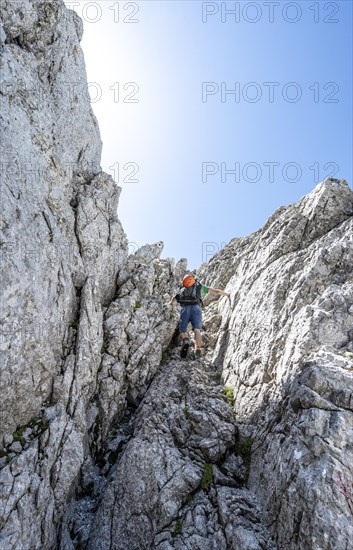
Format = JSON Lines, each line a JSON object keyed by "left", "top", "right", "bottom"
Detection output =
{"left": 179, "top": 304, "right": 202, "bottom": 333}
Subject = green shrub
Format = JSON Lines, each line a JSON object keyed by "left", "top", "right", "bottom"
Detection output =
{"left": 101, "top": 340, "right": 109, "bottom": 353}
{"left": 224, "top": 386, "right": 234, "bottom": 408}
{"left": 200, "top": 463, "right": 213, "bottom": 491}
{"left": 234, "top": 436, "right": 252, "bottom": 481}
{"left": 12, "top": 431, "right": 25, "bottom": 447}
{"left": 214, "top": 371, "right": 222, "bottom": 382}
{"left": 172, "top": 518, "right": 182, "bottom": 537}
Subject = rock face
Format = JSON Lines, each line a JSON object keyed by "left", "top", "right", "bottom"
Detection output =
{"left": 86, "top": 360, "right": 275, "bottom": 550}
{"left": 0, "top": 1, "right": 128, "bottom": 547}
{"left": 1, "top": 2, "right": 352, "bottom": 549}
{"left": 0, "top": 0, "right": 127, "bottom": 438}
{"left": 199, "top": 179, "right": 353, "bottom": 549}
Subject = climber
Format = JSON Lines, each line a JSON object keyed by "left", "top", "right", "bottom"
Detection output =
{"left": 170, "top": 273, "right": 230, "bottom": 360}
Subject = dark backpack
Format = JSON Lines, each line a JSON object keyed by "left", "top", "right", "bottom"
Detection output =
{"left": 176, "top": 282, "right": 203, "bottom": 306}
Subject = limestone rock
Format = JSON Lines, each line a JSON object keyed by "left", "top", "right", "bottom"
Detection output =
{"left": 87, "top": 361, "right": 275, "bottom": 550}
{"left": 0, "top": 1, "right": 126, "bottom": 547}
{"left": 132, "top": 240, "right": 164, "bottom": 262}
{"left": 90, "top": 254, "right": 181, "bottom": 448}
{"left": 1, "top": 0, "right": 352, "bottom": 547}
{"left": 199, "top": 178, "right": 353, "bottom": 549}
{"left": 0, "top": 0, "right": 127, "bottom": 440}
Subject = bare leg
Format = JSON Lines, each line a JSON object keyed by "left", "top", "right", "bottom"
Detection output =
{"left": 180, "top": 332, "right": 189, "bottom": 341}
{"left": 194, "top": 329, "right": 202, "bottom": 349}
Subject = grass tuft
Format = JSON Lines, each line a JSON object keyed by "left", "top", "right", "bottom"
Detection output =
{"left": 172, "top": 518, "right": 182, "bottom": 537}
{"left": 224, "top": 386, "right": 234, "bottom": 408}
{"left": 200, "top": 463, "right": 213, "bottom": 491}
{"left": 233, "top": 436, "right": 252, "bottom": 482}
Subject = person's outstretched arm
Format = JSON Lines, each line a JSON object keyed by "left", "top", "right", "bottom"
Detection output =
{"left": 208, "top": 287, "right": 230, "bottom": 297}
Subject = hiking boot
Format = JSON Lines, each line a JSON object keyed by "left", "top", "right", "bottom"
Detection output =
{"left": 180, "top": 338, "right": 190, "bottom": 358}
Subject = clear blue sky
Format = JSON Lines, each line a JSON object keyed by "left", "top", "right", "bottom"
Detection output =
{"left": 67, "top": 1, "right": 352, "bottom": 269}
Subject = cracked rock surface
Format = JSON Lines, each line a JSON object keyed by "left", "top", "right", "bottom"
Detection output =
{"left": 0, "top": 0, "right": 127, "bottom": 439}
{"left": 0, "top": 1, "right": 128, "bottom": 547}
{"left": 199, "top": 178, "right": 353, "bottom": 550}
{"left": 86, "top": 360, "right": 275, "bottom": 550}
{"left": 1, "top": 1, "right": 353, "bottom": 549}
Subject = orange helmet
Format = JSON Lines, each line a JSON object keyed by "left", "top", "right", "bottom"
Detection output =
{"left": 182, "top": 274, "right": 195, "bottom": 288}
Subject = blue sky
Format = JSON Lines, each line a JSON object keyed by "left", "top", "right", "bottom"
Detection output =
{"left": 68, "top": 1, "right": 352, "bottom": 269}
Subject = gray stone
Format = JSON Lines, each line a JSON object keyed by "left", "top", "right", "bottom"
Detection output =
{"left": 199, "top": 178, "right": 353, "bottom": 549}
{"left": 22, "top": 428, "right": 32, "bottom": 440}
{"left": 9, "top": 441, "right": 22, "bottom": 453}
{"left": 3, "top": 434, "right": 13, "bottom": 447}
{"left": 87, "top": 362, "right": 274, "bottom": 550}
{"left": 1, "top": 0, "right": 352, "bottom": 548}
{"left": 132, "top": 240, "right": 164, "bottom": 262}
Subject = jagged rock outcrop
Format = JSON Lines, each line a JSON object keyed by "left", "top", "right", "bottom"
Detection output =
{"left": 0, "top": 0, "right": 128, "bottom": 547}
{"left": 79, "top": 179, "right": 352, "bottom": 550}
{"left": 1, "top": 1, "right": 352, "bottom": 549}
{"left": 85, "top": 360, "right": 275, "bottom": 550}
{"left": 89, "top": 249, "right": 185, "bottom": 448}
{"left": 199, "top": 179, "right": 353, "bottom": 549}
{"left": 0, "top": 0, "right": 127, "bottom": 438}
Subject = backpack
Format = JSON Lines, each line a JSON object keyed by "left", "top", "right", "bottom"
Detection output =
{"left": 176, "top": 282, "right": 203, "bottom": 306}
